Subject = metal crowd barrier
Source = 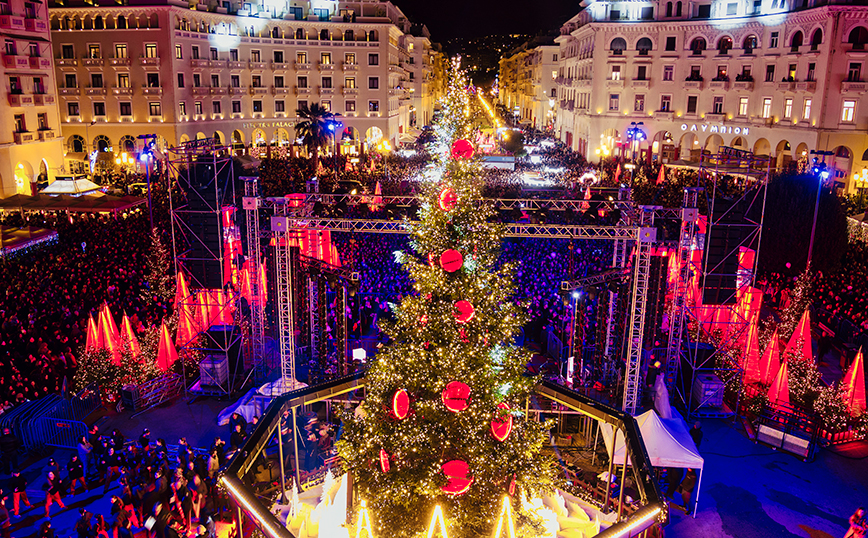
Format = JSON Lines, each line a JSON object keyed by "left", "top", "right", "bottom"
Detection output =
{"left": 33, "top": 416, "right": 88, "bottom": 449}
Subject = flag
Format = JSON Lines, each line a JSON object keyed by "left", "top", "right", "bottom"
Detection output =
{"left": 656, "top": 164, "right": 665, "bottom": 185}
{"left": 842, "top": 348, "right": 866, "bottom": 416}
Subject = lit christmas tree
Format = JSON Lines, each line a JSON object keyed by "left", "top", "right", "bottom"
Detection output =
{"left": 337, "top": 69, "right": 555, "bottom": 537}
{"left": 144, "top": 226, "right": 175, "bottom": 305}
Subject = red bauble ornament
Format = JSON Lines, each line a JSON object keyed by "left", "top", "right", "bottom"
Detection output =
{"left": 451, "top": 139, "right": 474, "bottom": 160}
{"left": 420, "top": 314, "right": 428, "bottom": 325}
{"left": 439, "top": 188, "right": 458, "bottom": 211}
{"left": 490, "top": 402, "right": 513, "bottom": 442}
{"left": 439, "top": 249, "right": 464, "bottom": 273}
{"left": 379, "top": 449, "right": 390, "bottom": 473}
{"left": 392, "top": 389, "right": 410, "bottom": 420}
{"left": 441, "top": 460, "right": 473, "bottom": 495}
{"left": 454, "top": 300, "right": 475, "bottom": 324}
{"left": 442, "top": 381, "right": 471, "bottom": 412}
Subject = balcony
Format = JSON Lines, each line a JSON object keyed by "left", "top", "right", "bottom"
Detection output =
{"left": 227, "top": 60, "right": 245, "bottom": 69}
{"left": 342, "top": 62, "right": 358, "bottom": 71}
{"left": 606, "top": 79, "right": 624, "bottom": 88}
{"left": 109, "top": 57, "right": 131, "bottom": 67}
{"left": 841, "top": 80, "right": 867, "bottom": 93}
{"left": 319, "top": 62, "right": 335, "bottom": 71}
{"left": 0, "top": 14, "right": 25, "bottom": 31}
{"left": 295, "top": 86, "right": 311, "bottom": 94}
{"left": 190, "top": 58, "right": 211, "bottom": 68}
{"left": 142, "top": 86, "right": 162, "bottom": 95}
{"left": 58, "top": 86, "right": 79, "bottom": 95}
{"left": 709, "top": 79, "right": 729, "bottom": 90}
{"left": 229, "top": 86, "right": 246, "bottom": 95}
{"left": 733, "top": 80, "right": 754, "bottom": 91}
{"left": 140, "top": 57, "right": 159, "bottom": 67}
{"left": 85, "top": 86, "right": 106, "bottom": 96}
{"left": 24, "top": 18, "right": 48, "bottom": 33}
{"left": 795, "top": 81, "right": 817, "bottom": 92}
{"left": 271, "top": 62, "right": 290, "bottom": 70}
{"left": 192, "top": 86, "right": 210, "bottom": 95}
{"left": 653, "top": 110, "right": 674, "bottom": 120}
{"left": 249, "top": 61, "right": 267, "bottom": 70}
{"left": 38, "top": 129, "right": 56, "bottom": 141}
{"left": 776, "top": 81, "right": 795, "bottom": 91}
{"left": 111, "top": 85, "right": 133, "bottom": 95}
{"left": 2, "top": 54, "right": 30, "bottom": 69}
{"left": 28, "top": 56, "right": 51, "bottom": 70}
{"left": 82, "top": 57, "right": 104, "bottom": 68}
{"left": 8, "top": 93, "right": 34, "bottom": 106}
{"left": 13, "top": 131, "right": 35, "bottom": 144}
{"left": 33, "top": 94, "right": 55, "bottom": 105}
{"left": 250, "top": 86, "right": 269, "bottom": 95}
{"left": 272, "top": 86, "right": 291, "bottom": 94}
{"left": 631, "top": 79, "right": 649, "bottom": 88}
{"left": 210, "top": 86, "right": 228, "bottom": 95}
{"left": 56, "top": 58, "right": 77, "bottom": 68}
{"left": 704, "top": 112, "right": 726, "bottom": 122}
{"left": 342, "top": 87, "right": 359, "bottom": 95}
{"left": 294, "top": 62, "right": 312, "bottom": 71}
{"left": 684, "top": 79, "right": 704, "bottom": 89}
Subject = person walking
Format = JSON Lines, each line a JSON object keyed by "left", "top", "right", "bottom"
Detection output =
{"left": 0, "top": 428, "right": 20, "bottom": 475}
{"left": 78, "top": 436, "right": 94, "bottom": 478}
{"left": 68, "top": 454, "right": 86, "bottom": 495}
{"left": 689, "top": 422, "right": 702, "bottom": 449}
{"left": 677, "top": 468, "right": 697, "bottom": 512}
{"left": 10, "top": 470, "right": 32, "bottom": 516}
{"left": 44, "top": 471, "right": 66, "bottom": 518}
{"left": 845, "top": 507, "right": 866, "bottom": 538}
{"left": 0, "top": 493, "right": 10, "bottom": 538}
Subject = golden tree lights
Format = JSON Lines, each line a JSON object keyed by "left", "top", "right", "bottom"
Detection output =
{"left": 336, "top": 68, "right": 555, "bottom": 537}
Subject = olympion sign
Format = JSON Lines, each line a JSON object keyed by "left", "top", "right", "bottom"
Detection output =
{"left": 680, "top": 123, "right": 749, "bottom": 135}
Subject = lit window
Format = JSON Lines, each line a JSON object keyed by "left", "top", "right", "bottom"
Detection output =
{"left": 660, "top": 95, "right": 671, "bottom": 111}
{"left": 842, "top": 100, "right": 856, "bottom": 122}
{"left": 179, "top": 102, "right": 186, "bottom": 116}
{"left": 346, "top": 100, "right": 356, "bottom": 112}
{"left": 149, "top": 101, "right": 161, "bottom": 116}
{"left": 634, "top": 94, "right": 645, "bottom": 112}
{"left": 712, "top": 96, "right": 723, "bottom": 114}
{"left": 761, "top": 97, "right": 772, "bottom": 118}
{"left": 738, "top": 96, "right": 748, "bottom": 116}
{"left": 803, "top": 98, "right": 812, "bottom": 120}
{"left": 611, "top": 65, "right": 621, "bottom": 81}
{"left": 175, "top": 44, "right": 182, "bottom": 59}
{"left": 783, "top": 98, "right": 793, "bottom": 119}
{"left": 663, "top": 65, "right": 674, "bottom": 81}
{"left": 608, "top": 94, "right": 619, "bottom": 111}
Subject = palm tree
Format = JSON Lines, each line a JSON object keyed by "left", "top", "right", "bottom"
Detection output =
{"left": 294, "top": 103, "right": 334, "bottom": 171}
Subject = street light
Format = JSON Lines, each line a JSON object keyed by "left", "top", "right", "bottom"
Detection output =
{"left": 327, "top": 118, "right": 343, "bottom": 184}
{"left": 625, "top": 121, "right": 646, "bottom": 185}
{"left": 807, "top": 149, "right": 834, "bottom": 268}
{"left": 854, "top": 168, "right": 868, "bottom": 207}
{"left": 377, "top": 140, "right": 391, "bottom": 180}
{"left": 137, "top": 134, "right": 157, "bottom": 230}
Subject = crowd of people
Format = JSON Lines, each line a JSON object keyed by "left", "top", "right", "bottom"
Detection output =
{"left": 814, "top": 241, "right": 868, "bottom": 334}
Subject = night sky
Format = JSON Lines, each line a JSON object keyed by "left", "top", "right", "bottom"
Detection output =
{"left": 394, "top": 0, "right": 583, "bottom": 41}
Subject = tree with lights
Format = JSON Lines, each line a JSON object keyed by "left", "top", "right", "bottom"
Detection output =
{"left": 337, "top": 70, "right": 555, "bottom": 537}
{"left": 144, "top": 227, "right": 174, "bottom": 306}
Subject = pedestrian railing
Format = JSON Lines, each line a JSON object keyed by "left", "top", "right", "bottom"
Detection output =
{"left": 32, "top": 416, "right": 88, "bottom": 449}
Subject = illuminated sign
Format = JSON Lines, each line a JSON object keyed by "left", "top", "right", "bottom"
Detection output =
{"left": 241, "top": 121, "right": 297, "bottom": 129}
{"left": 680, "top": 124, "right": 749, "bottom": 135}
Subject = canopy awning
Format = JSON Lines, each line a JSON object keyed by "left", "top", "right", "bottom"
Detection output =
{"left": 41, "top": 175, "right": 103, "bottom": 195}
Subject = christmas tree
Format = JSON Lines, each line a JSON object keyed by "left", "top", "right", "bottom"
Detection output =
{"left": 144, "top": 226, "right": 175, "bottom": 305}
{"left": 337, "top": 69, "right": 555, "bottom": 537}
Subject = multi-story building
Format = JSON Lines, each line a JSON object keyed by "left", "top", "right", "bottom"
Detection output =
{"left": 1, "top": 0, "right": 65, "bottom": 196}
{"left": 47, "top": 0, "right": 443, "bottom": 173}
{"left": 498, "top": 42, "right": 559, "bottom": 130}
{"left": 553, "top": 0, "right": 868, "bottom": 191}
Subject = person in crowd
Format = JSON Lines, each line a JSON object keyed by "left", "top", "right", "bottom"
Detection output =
{"left": 75, "top": 509, "right": 95, "bottom": 538}
{"left": 38, "top": 519, "right": 55, "bottom": 538}
{"left": 44, "top": 470, "right": 66, "bottom": 518}
{"left": 846, "top": 507, "right": 866, "bottom": 538}
{"left": 79, "top": 435, "right": 94, "bottom": 477}
{"left": 689, "top": 422, "right": 703, "bottom": 449}
{"left": 68, "top": 454, "right": 87, "bottom": 495}
{"left": 677, "top": 468, "right": 697, "bottom": 511}
{"left": 0, "top": 491, "right": 10, "bottom": 538}
{"left": 229, "top": 424, "right": 247, "bottom": 451}
{"left": 10, "top": 470, "right": 31, "bottom": 516}
{"left": 0, "top": 428, "right": 19, "bottom": 475}
{"left": 139, "top": 429, "right": 151, "bottom": 452}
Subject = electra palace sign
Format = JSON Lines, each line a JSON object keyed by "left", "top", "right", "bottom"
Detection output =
{"left": 680, "top": 123, "right": 750, "bottom": 135}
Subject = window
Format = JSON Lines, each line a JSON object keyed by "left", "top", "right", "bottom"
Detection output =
{"left": 712, "top": 96, "right": 723, "bottom": 113}
{"left": 637, "top": 65, "right": 647, "bottom": 80}
{"left": 211, "top": 75, "right": 220, "bottom": 87}
{"left": 743, "top": 35, "right": 757, "bottom": 54}
{"left": 666, "top": 1, "right": 673, "bottom": 16}
{"left": 192, "top": 46, "right": 199, "bottom": 59}
{"left": 212, "top": 101, "right": 221, "bottom": 114}
{"left": 37, "top": 112, "right": 47, "bottom": 130}
{"left": 232, "top": 101, "right": 241, "bottom": 113}
{"left": 634, "top": 94, "right": 645, "bottom": 112}
{"left": 251, "top": 50, "right": 261, "bottom": 62}
{"left": 787, "top": 64, "right": 796, "bottom": 80}
{"left": 114, "top": 43, "right": 127, "bottom": 58}
{"left": 753, "top": 0, "right": 761, "bottom": 13}
{"left": 368, "top": 53, "right": 378, "bottom": 65}
{"left": 608, "top": 93, "right": 619, "bottom": 111}
{"left": 641, "top": 6, "right": 653, "bottom": 18}
{"left": 210, "top": 47, "right": 218, "bottom": 60}
{"left": 761, "top": 97, "right": 772, "bottom": 118}
{"left": 231, "top": 75, "right": 240, "bottom": 88}
{"left": 175, "top": 44, "right": 182, "bottom": 59}
{"left": 321, "top": 52, "right": 332, "bottom": 64}
{"left": 144, "top": 43, "right": 157, "bottom": 58}
{"left": 298, "top": 76, "right": 308, "bottom": 88}
{"left": 770, "top": 32, "right": 779, "bottom": 48}
{"left": 552, "top": 54, "right": 558, "bottom": 62}
{"left": 611, "top": 65, "right": 621, "bottom": 81}
{"left": 297, "top": 100, "right": 307, "bottom": 110}
{"left": 64, "top": 74, "right": 76, "bottom": 88}
{"left": 697, "top": 4, "right": 711, "bottom": 17}
{"left": 274, "top": 76, "right": 284, "bottom": 88}
{"left": 368, "top": 76, "right": 379, "bottom": 89}
{"left": 663, "top": 65, "right": 674, "bottom": 81}
{"left": 676, "top": 1, "right": 682, "bottom": 16}
{"left": 88, "top": 44, "right": 100, "bottom": 58}
{"left": 68, "top": 102, "right": 79, "bottom": 116}
{"left": 690, "top": 37, "right": 706, "bottom": 55}
{"left": 807, "top": 63, "right": 815, "bottom": 81}
{"left": 848, "top": 62, "right": 862, "bottom": 82}
{"left": 32, "top": 76, "right": 43, "bottom": 94}
{"left": 179, "top": 102, "right": 186, "bottom": 116}
{"left": 783, "top": 97, "right": 793, "bottom": 118}
{"left": 842, "top": 100, "right": 856, "bottom": 122}
{"left": 297, "top": 51, "right": 307, "bottom": 63}
{"left": 321, "top": 100, "right": 331, "bottom": 111}
{"left": 346, "top": 100, "right": 356, "bottom": 112}
{"left": 91, "top": 73, "right": 103, "bottom": 87}
{"left": 252, "top": 75, "right": 262, "bottom": 87}
{"left": 253, "top": 100, "right": 262, "bottom": 112}
{"left": 803, "top": 98, "right": 812, "bottom": 120}
{"left": 322, "top": 76, "right": 333, "bottom": 88}
{"left": 195, "top": 101, "right": 202, "bottom": 115}
{"left": 765, "top": 65, "right": 775, "bottom": 82}
{"left": 687, "top": 95, "right": 697, "bottom": 113}
{"left": 368, "top": 100, "right": 379, "bottom": 112}
{"left": 230, "top": 49, "right": 239, "bottom": 61}
{"left": 637, "top": 37, "right": 653, "bottom": 54}
{"left": 274, "top": 50, "right": 284, "bottom": 63}
{"left": 118, "top": 73, "right": 130, "bottom": 88}
{"left": 345, "top": 52, "right": 356, "bottom": 64}
{"left": 726, "top": 2, "right": 737, "bottom": 15}
{"left": 120, "top": 102, "right": 132, "bottom": 116}
{"left": 716, "top": 66, "right": 728, "bottom": 79}
{"left": 61, "top": 44, "right": 74, "bottom": 59}
{"left": 738, "top": 96, "right": 749, "bottom": 115}
{"left": 690, "top": 66, "right": 701, "bottom": 79}
{"left": 660, "top": 95, "right": 671, "bottom": 111}
{"left": 149, "top": 102, "right": 161, "bottom": 116}
{"left": 147, "top": 73, "right": 160, "bottom": 87}
{"left": 665, "top": 36, "right": 676, "bottom": 51}
{"left": 610, "top": 37, "right": 627, "bottom": 54}
{"left": 93, "top": 102, "right": 106, "bottom": 116}
{"left": 275, "top": 100, "right": 285, "bottom": 112}
{"left": 13, "top": 113, "right": 24, "bottom": 132}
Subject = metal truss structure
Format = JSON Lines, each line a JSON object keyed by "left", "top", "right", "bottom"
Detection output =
{"left": 298, "top": 193, "right": 634, "bottom": 213}
{"left": 168, "top": 139, "right": 247, "bottom": 396}
{"left": 242, "top": 178, "right": 268, "bottom": 383}
{"left": 668, "top": 148, "right": 770, "bottom": 419}
{"left": 560, "top": 267, "right": 629, "bottom": 291}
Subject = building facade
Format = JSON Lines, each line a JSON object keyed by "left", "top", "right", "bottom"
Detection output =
{"left": 47, "top": 0, "right": 443, "bottom": 174}
{"left": 499, "top": 43, "right": 559, "bottom": 130}
{"left": 1, "top": 0, "right": 65, "bottom": 196}
{"left": 553, "top": 0, "right": 868, "bottom": 191}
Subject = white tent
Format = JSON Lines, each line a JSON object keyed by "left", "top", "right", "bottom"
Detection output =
{"left": 41, "top": 175, "right": 103, "bottom": 196}
{"left": 600, "top": 409, "right": 704, "bottom": 516}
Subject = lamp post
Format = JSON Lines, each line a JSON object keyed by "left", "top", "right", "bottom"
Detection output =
{"left": 327, "top": 118, "right": 343, "bottom": 184}
{"left": 807, "top": 149, "right": 834, "bottom": 268}
{"left": 377, "top": 140, "right": 391, "bottom": 181}
{"left": 854, "top": 168, "right": 868, "bottom": 208}
{"left": 625, "top": 122, "right": 646, "bottom": 185}
{"left": 137, "top": 134, "right": 157, "bottom": 230}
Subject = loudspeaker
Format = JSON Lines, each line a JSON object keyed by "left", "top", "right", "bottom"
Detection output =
{"left": 702, "top": 199, "right": 744, "bottom": 304}
{"left": 181, "top": 210, "right": 223, "bottom": 288}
